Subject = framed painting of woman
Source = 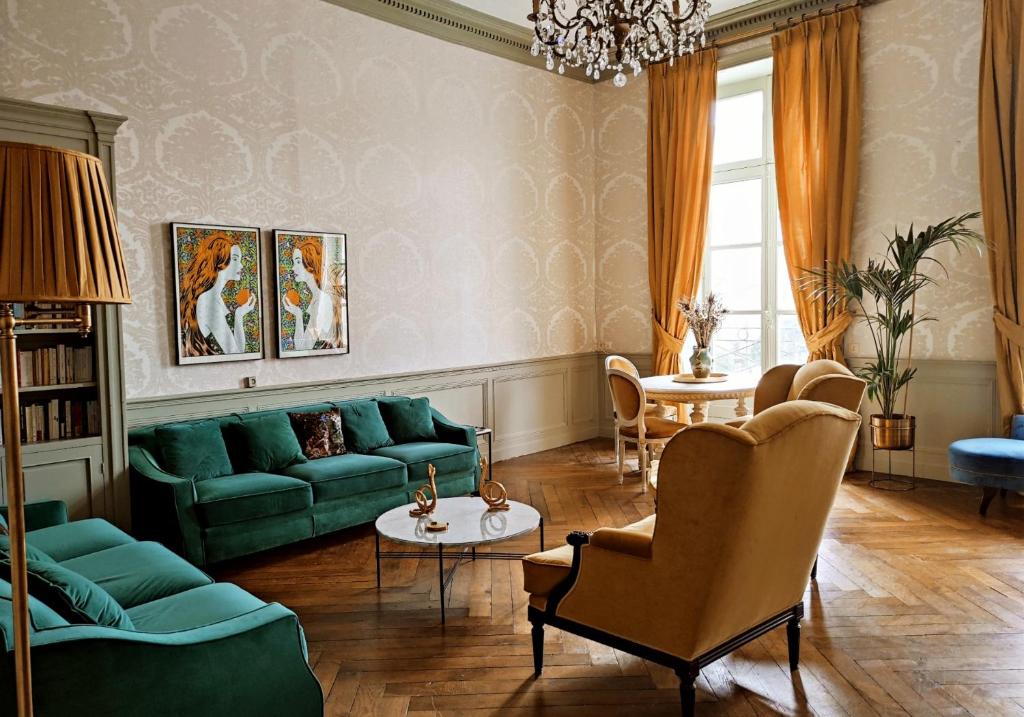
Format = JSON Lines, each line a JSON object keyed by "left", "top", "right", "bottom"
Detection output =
{"left": 171, "top": 222, "right": 264, "bottom": 365}
{"left": 273, "top": 230, "right": 349, "bottom": 358}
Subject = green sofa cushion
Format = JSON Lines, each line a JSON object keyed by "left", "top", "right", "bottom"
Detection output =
{"left": 0, "top": 557, "right": 133, "bottom": 629}
{"left": 59, "top": 541, "right": 212, "bottom": 610}
{"left": 372, "top": 442, "right": 477, "bottom": 485}
{"left": 0, "top": 533, "right": 54, "bottom": 563}
{"left": 336, "top": 400, "right": 394, "bottom": 453}
{"left": 26, "top": 518, "right": 135, "bottom": 562}
{"left": 225, "top": 413, "right": 307, "bottom": 473}
{"left": 0, "top": 578, "right": 70, "bottom": 630}
{"left": 126, "top": 582, "right": 267, "bottom": 633}
{"left": 377, "top": 396, "right": 438, "bottom": 444}
{"left": 194, "top": 473, "right": 313, "bottom": 527}
{"left": 155, "top": 419, "right": 234, "bottom": 481}
{"left": 282, "top": 454, "right": 408, "bottom": 501}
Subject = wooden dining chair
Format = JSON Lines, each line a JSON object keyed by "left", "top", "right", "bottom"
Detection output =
{"left": 605, "top": 365, "right": 686, "bottom": 491}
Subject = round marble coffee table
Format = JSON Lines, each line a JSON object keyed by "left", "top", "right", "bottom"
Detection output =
{"left": 374, "top": 497, "right": 543, "bottom": 624}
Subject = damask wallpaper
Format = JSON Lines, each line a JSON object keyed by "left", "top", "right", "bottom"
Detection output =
{"left": 0, "top": 0, "right": 597, "bottom": 398}
{"left": 592, "top": 0, "right": 992, "bottom": 362}
{"left": 0, "top": 0, "right": 993, "bottom": 402}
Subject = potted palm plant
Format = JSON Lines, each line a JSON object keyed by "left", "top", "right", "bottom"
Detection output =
{"left": 803, "top": 212, "right": 982, "bottom": 450}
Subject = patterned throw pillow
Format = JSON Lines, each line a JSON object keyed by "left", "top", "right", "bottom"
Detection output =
{"left": 289, "top": 409, "right": 346, "bottom": 459}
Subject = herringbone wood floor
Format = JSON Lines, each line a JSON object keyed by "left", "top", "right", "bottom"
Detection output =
{"left": 213, "top": 439, "right": 1024, "bottom": 716}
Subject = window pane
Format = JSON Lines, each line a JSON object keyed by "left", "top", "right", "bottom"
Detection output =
{"left": 778, "top": 314, "right": 807, "bottom": 365}
{"left": 709, "top": 246, "right": 761, "bottom": 311}
{"left": 713, "top": 91, "right": 763, "bottom": 166}
{"left": 777, "top": 245, "right": 795, "bottom": 311}
{"left": 713, "top": 313, "right": 761, "bottom": 375}
{"left": 709, "top": 179, "right": 762, "bottom": 247}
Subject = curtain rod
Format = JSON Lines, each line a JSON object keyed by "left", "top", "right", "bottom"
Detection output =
{"left": 709, "top": 0, "right": 878, "bottom": 51}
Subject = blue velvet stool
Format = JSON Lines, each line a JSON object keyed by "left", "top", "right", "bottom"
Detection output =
{"left": 949, "top": 415, "right": 1024, "bottom": 516}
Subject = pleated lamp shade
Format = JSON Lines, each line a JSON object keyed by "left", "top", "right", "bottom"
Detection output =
{"left": 0, "top": 141, "right": 130, "bottom": 304}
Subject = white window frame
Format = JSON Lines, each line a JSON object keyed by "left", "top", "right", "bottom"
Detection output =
{"left": 700, "top": 69, "right": 800, "bottom": 375}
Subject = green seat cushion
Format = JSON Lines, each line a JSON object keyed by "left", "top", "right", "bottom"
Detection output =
{"left": 155, "top": 419, "right": 234, "bottom": 481}
{"left": 194, "top": 473, "right": 313, "bottom": 527}
{"left": 224, "top": 413, "right": 307, "bottom": 473}
{"left": 0, "top": 533, "right": 54, "bottom": 563}
{"left": 282, "top": 454, "right": 407, "bottom": 501}
{"left": 26, "top": 519, "right": 135, "bottom": 562}
{"left": 377, "top": 396, "right": 438, "bottom": 444}
{"left": 59, "top": 541, "right": 212, "bottom": 609}
{"left": 126, "top": 582, "right": 267, "bottom": 633}
{"left": 0, "top": 557, "right": 132, "bottom": 629}
{"left": 372, "top": 442, "right": 477, "bottom": 484}
{"left": 336, "top": 400, "right": 395, "bottom": 453}
{"left": 0, "top": 578, "right": 71, "bottom": 631}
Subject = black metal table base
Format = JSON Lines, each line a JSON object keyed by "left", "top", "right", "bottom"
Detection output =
{"left": 375, "top": 517, "right": 544, "bottom": 624}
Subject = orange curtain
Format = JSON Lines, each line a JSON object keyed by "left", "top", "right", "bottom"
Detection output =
{"left": 773, "top": 8, "right": 861, "bottom": 362}
{"left": 981, "top": 0, "right": 1024, "bottom": 434}
{"left": 647, "top": 49, "right": 717, "bottom": 376}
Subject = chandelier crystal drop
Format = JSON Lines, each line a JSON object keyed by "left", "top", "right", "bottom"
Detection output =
{"left": 529, "top": 0, "right": 711, "bottom": 86}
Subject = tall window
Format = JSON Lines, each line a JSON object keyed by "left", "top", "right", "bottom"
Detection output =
{"left": 693, "top": 59, "right": 806, "bottom": 374}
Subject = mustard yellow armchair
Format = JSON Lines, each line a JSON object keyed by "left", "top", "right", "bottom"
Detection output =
{"left": 523, "top": 400, "right": 861, "bottom": 717}
{"left": 747, "top": 359, "right": 867, "bottom": 417}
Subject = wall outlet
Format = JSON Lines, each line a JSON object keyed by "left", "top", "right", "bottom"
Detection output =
{"left": 243, "top": 376, "right": 257, "bottom": 388}
{"left": 847, "top": 342, "right": 861, "bottom": 356}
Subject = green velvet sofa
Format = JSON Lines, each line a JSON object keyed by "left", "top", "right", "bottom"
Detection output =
{"left": 128, "top": 396, "right": 480, "bottom": 566}
{"left": 0, "top": 500, "right": 322, "bottom": 716}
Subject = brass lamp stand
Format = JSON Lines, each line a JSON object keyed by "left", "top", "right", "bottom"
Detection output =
{"left": 0, "top": 142, "right": 131, "bottom": 717}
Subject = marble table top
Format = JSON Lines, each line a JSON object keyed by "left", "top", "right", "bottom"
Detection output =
{"left": 375, "top": 496, "right": 541, "bottom": 547}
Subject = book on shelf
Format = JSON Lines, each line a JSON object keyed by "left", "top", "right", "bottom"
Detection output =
{"left": 0, "top": 398, "right": 100, "bottom": 445}
{"left": 16, "top": 345, "right": 94, "bottom": 387}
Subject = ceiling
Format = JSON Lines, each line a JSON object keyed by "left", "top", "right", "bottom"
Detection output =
{"left": 448, "top": 0, "right": 759, "bottom": 28}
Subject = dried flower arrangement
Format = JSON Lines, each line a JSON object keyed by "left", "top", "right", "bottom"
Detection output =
{"left": 676, "top": 293, "right": 728, "bottom": 348}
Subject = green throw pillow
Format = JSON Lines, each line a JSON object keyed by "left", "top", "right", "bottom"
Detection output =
{"left": 0, "top": 533, "right": 55, "bottom": 564}
{"left": 0, "top": 557, "right": 132, "bottom": 630}
{"left": 337, "top": 400, "right": 395, "bottom": 454}
{"left": 377, "top": 397, "right": 437, "bottom": 444}
{"left": 155, "top": 420, "right": 233, "bottom": 481}
{"left": 225, "top": 413, "right": 308, "bottom": 473}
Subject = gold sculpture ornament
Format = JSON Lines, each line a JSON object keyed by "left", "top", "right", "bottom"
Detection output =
{"left": 409, "top": 464, "right": 439, "bottom": 517}
{"left": 478, "top": 458, "right": 510, "bottom": 512}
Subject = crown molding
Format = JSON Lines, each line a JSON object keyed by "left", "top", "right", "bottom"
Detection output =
{"left": 320, "top": 0, "right": 854, "bottom": 86}
{"left": 705, "top": 0, "right": 851, "bottom": 40}
{"left": 320, "top": 0, "right": 593, "bottom": 82}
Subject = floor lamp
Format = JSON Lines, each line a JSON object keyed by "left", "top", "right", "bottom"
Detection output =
{"left": 0, "top": 142, "right": 131, "bottom": 716}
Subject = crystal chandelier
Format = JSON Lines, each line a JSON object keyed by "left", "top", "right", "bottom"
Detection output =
{"left": 529, "top": 0, "right": 712, "bottom": 86}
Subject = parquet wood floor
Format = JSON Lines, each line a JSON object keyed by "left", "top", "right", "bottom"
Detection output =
{"left": 213, "top": 439, "right": 1024, "bottom": 716}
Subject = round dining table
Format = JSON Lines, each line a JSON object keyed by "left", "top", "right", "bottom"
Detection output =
{"left": 640, "top": 373, "right": 759, "bottom": 423}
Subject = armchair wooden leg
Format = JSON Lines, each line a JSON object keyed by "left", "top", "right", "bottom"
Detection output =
{"left": 616, "top": 435, "right": 625, "bottom": 484}
{"left": 786, "top": 614, "right": 801, "bottom": 671}
{"left": 980, "top": 486, "right": 998, "bottom": 516}
{"left": 676, "top": 664, "right": 699, "bottom": 717}
{"left": 613, "top": 425, "right": 620, "bottom": 469}
{"left": 530, "top": 621, "right": 545, "bottom": 676}
{"left": 639, "top": 442, "right": 648, "bottom": 493}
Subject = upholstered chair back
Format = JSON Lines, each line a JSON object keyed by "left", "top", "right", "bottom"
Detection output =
{"left": 753, "top": 359, "right": 866, "bottom": 415}
{"left": 554, "top": 400, "right": 861, "bottom": 662}
{"left": 604, "top": 354, "right": 640, "bottom": 378}
{"left": 606, "top": 369, "right": 645, "bottom": 426}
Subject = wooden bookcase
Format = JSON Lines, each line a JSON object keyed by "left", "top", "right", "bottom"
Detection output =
{"left": 0, "top": 97, "right": 128, "bottom": 525}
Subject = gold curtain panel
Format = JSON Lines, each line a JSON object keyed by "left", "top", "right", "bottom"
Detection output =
{"left": 772, "top": 8, "right": 862, "bottom": 362}
{"left": 0, "top": 141, "right": 130, "bottom": 304}
{"left": 647, "top": 49, "right": 717, "bottom": 376}
{"left": 980, "top": 0, "right": 1024, "bottom": 434}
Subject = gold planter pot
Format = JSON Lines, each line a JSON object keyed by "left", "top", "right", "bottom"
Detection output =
{"left": 870, "top": 414, "right": 916, "bottom": 450}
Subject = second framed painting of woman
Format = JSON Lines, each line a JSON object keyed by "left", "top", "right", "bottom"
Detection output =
{"left": 274, "top": 230, "right": 350, "bottom": 358}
